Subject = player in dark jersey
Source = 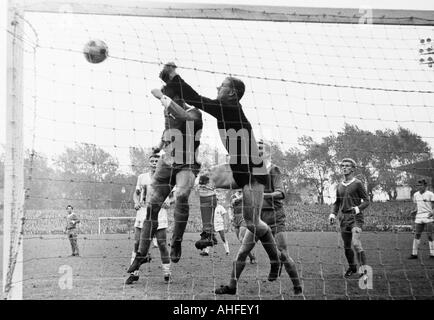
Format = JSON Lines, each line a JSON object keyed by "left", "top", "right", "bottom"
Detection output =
{"left": 329, "top": 158, "right": 370, "bottom": 278}
{"left": 158, "top": 63, "right": 281, "bottom": 282}
{"left": 127, "top": 63, "right": 203, "bottom": 272}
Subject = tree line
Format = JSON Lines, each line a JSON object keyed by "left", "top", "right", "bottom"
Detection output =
{"left": 0, "top": 124, "right": 431, "bottom": 209}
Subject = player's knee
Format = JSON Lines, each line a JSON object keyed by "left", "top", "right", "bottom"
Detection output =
{"left": 352, "top": 240, "right": 363, "bottom": 252}
{"left": 175, "top": 191, "right": 189, "bottom": 203}
{"left": 236, "top": 250, "right": 250, "bottom": 261}
{"left": 244, "top": 221, "right": 256, "bottom": 233}
{"left": 157, "top": 239, "right": 167, "bottom": 248}
{"left": 415, "top": 233, "right": 422, "bottom": 240}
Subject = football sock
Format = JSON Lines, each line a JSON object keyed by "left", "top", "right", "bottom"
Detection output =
{"left": 412, "top": 239, "right": 420, "bottom": 256}
{"left": 162, "top": 263, "right": 171, "bottom": 275}
{"left": 223, "top": 241, "right": 230, "bottom": 254}
{"left": 429, "top": 241, "right": 434, "bottom": 256}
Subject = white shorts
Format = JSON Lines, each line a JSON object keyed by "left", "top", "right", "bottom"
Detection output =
{"left": 214, "top": 215, "right": 224, "bottom": 232}
{"left": 415, "top": 217, "right": 433, "bottom": 224}
{"left": 134, "top": 207, "right": 168, "bottom": 230}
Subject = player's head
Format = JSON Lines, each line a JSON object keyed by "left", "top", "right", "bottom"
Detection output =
{"left": 416, "top": 179, "right": 428, "bottom": 193}
{"left": 66, "top": 205, "right": 73, "bottom": 213}
{"left": 199, "top": 174, "right": 210, "bottom": 185}
{"left": 217, "top": 77, "right": 245, "bottom": 101}
{"left": 258, "top": 139, "right": 272, "bottom": 160}
{"left": 161, "top": 84, "right": 186, "bottom": 110}
{"left": 340, "top": 158, "right": 356, "bottom": 176}
{"left": 149, "top": 154, "right": 160, "bottom": 170}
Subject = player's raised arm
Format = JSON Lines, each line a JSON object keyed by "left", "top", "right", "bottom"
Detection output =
{"left": 151, "top": 88, "right": 202, "bottom": 122}
{"left": 159, "top": 63, "right": 226, "bottom": 117}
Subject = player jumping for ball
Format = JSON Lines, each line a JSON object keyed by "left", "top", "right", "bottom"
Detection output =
{"left": 329, "top": 158, "right": 370, "bottom": 278}
{"left": 215, "top": 140, "right": 302, "bottom": 295}
{"left": 155, "top": 63, "right": 281, "bottom": 282}
{"left": 408, "top": 179, "right": 434, "bottom": 259}
{"left": 126, "top": 154, "right": 172, "bottom": 284}
{"left": 128, "top": 63, "right": 203, "bottom": 272}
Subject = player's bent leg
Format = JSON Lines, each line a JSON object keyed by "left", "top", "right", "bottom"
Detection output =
{"left": 239, "top": 226, "right": 255, "bottom": 263}
{"left": 243, "top": 181, "right": 280, "bottom": 280}
{"left": 235, "top": 227, "right": 241, "bottom": 241}
{"left": 128, "top": 185, "right": 170, "bottom": 273}
{"left": 351, "top": 227, "right": 367, "bottom": 277}
{"left": 171, "top": 169, "right": 196, "bottom": 263}
{"left": 139, "top": 190, "right": 169, "bottom": 254}
{"left": 275, "top": 232, "right": 302, "bottom": 295}
{"left": 156, "top": 228, "right": 171, "bottom": 283}
{"left": 216, "top": 230, "right": 256, "bottom": 295}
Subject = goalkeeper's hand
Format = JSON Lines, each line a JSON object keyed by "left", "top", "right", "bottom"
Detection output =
{"left": 151, "top": 88, "right": 163, "bottom": 99}
{"left": 328, "top": 213, "right": 336, "bottom": 225}
{"left": 134, "top": 203, "right": 141, "bottom": 210}
{"left": 159, "top": 62, "right": 178, "bottom": 83}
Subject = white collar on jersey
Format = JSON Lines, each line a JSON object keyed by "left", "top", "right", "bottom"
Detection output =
{"left": 341, "top": 178, "right": 356, "bottom": 186}
{"left": 186, "top": 106, "right": 195, "bottom": 112}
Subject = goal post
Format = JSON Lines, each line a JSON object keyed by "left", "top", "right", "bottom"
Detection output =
{"left": 3, "top": 0, "right": 25, "bottom": 300}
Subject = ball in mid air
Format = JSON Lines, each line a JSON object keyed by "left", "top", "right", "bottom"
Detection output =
{"left": 83, "top": 39, "right": 108, "bottom": 64}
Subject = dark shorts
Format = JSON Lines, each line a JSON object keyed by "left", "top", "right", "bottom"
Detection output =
{"left": 339, "top": 213, "right": 364, "bottom": 231}
{"left": 154, "top": 158, "right": 201, "bottom": 187}
{"left": 261, "top": 209, "right": 286, "bottom": 235}
{"left": 230, "top": 163, "right": 268, "bottom": 188}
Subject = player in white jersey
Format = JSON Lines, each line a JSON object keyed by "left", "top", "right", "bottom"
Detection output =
{"left": 214, "top": 201, "right": 230, "bottom": 255}
{"left": 408, "top": 179, "right": 434, "bottom": 259}
{"left": 125, "top": 154, "right": 171, "bottom": 284}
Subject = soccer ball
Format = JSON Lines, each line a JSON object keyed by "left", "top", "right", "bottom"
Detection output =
{"left": 83, "top": 39, "right": 108, "bottom": 63}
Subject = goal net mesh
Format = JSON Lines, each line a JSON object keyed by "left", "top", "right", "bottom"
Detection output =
{"left": 4, "top": 3, "right": 434, "bottom": 299}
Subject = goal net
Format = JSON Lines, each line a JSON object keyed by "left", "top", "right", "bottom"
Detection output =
{"left": 3, "top": 0, "right": 434, "bottom": 300}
